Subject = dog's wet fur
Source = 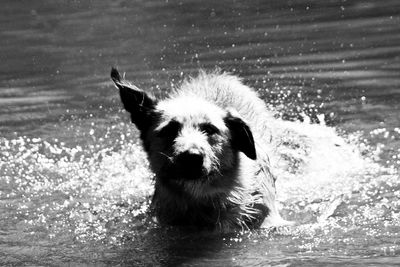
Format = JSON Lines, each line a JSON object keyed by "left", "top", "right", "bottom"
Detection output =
{"left": 111, "top": 68, "right": 285, "bottom": 231}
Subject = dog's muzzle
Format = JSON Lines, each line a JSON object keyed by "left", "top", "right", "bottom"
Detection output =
{"left": 175, "top": 150, "right": 205, "bottom": 179}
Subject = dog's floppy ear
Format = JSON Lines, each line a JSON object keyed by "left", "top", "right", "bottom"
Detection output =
{"left": 111, "top": 67, "right": 157, "bottom": 131}
{"left": 224, "top": 110, "right": 257, "bottom": 160}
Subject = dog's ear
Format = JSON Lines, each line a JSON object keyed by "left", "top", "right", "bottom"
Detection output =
{"left": 111, "top": 67, "right": 157, "bottom": 131}
{"left": 224, "top": 110, "right": 257, "bottom": 160}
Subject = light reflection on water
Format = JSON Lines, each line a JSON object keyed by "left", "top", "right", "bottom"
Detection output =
{"left": 1, "top": 0, "right": 400, "bottom": 265}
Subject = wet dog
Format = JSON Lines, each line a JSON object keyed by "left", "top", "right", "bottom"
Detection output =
{"left": 111, "top": 68, "right": 284, "bottom": 231}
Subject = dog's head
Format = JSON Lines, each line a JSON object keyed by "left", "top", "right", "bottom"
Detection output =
{"left": 111, "top": 68, "right": 256, "bottom": 197}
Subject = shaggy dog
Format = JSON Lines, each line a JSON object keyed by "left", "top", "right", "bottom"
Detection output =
{"left": 111, "top": 68, "right": 284, "bottom": 231}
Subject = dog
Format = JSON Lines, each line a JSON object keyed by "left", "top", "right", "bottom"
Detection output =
{"left": 111, "top": 68, "right": 285, "bottom": 231}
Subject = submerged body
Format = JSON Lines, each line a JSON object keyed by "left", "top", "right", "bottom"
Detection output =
{"left": 111, "top": 69, "right": 284, "bottom": 231}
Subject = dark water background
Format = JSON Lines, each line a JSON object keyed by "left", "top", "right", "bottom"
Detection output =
{"left": 1, "top": 0, "right": 400, "bottom": 266}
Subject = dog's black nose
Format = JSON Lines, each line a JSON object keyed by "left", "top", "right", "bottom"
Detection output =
{"left": 178, "top": 151, "right": 204, "bottom": 168}
{"left": 176, "top": 150, "right": 204, "bottom": 177}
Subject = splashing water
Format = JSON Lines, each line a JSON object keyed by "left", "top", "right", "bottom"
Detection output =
{"left": 1, "top": 109, "right": 399, "bottom": 265}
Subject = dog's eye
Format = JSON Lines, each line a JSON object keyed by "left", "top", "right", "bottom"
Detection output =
{"left": 200, "top": 123, "right": 220, "bottom": 136}
{"left": 157, "top": 120, "right": 181, "bottom": 138}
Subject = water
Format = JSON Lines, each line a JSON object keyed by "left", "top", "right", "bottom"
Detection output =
{"left": 1, "top": 0, "right": 399, "bottom": 265}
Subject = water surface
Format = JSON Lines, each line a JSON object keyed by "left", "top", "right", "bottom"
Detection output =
{"left": 1, "top": 0, "right": 400, "bottom": 266}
